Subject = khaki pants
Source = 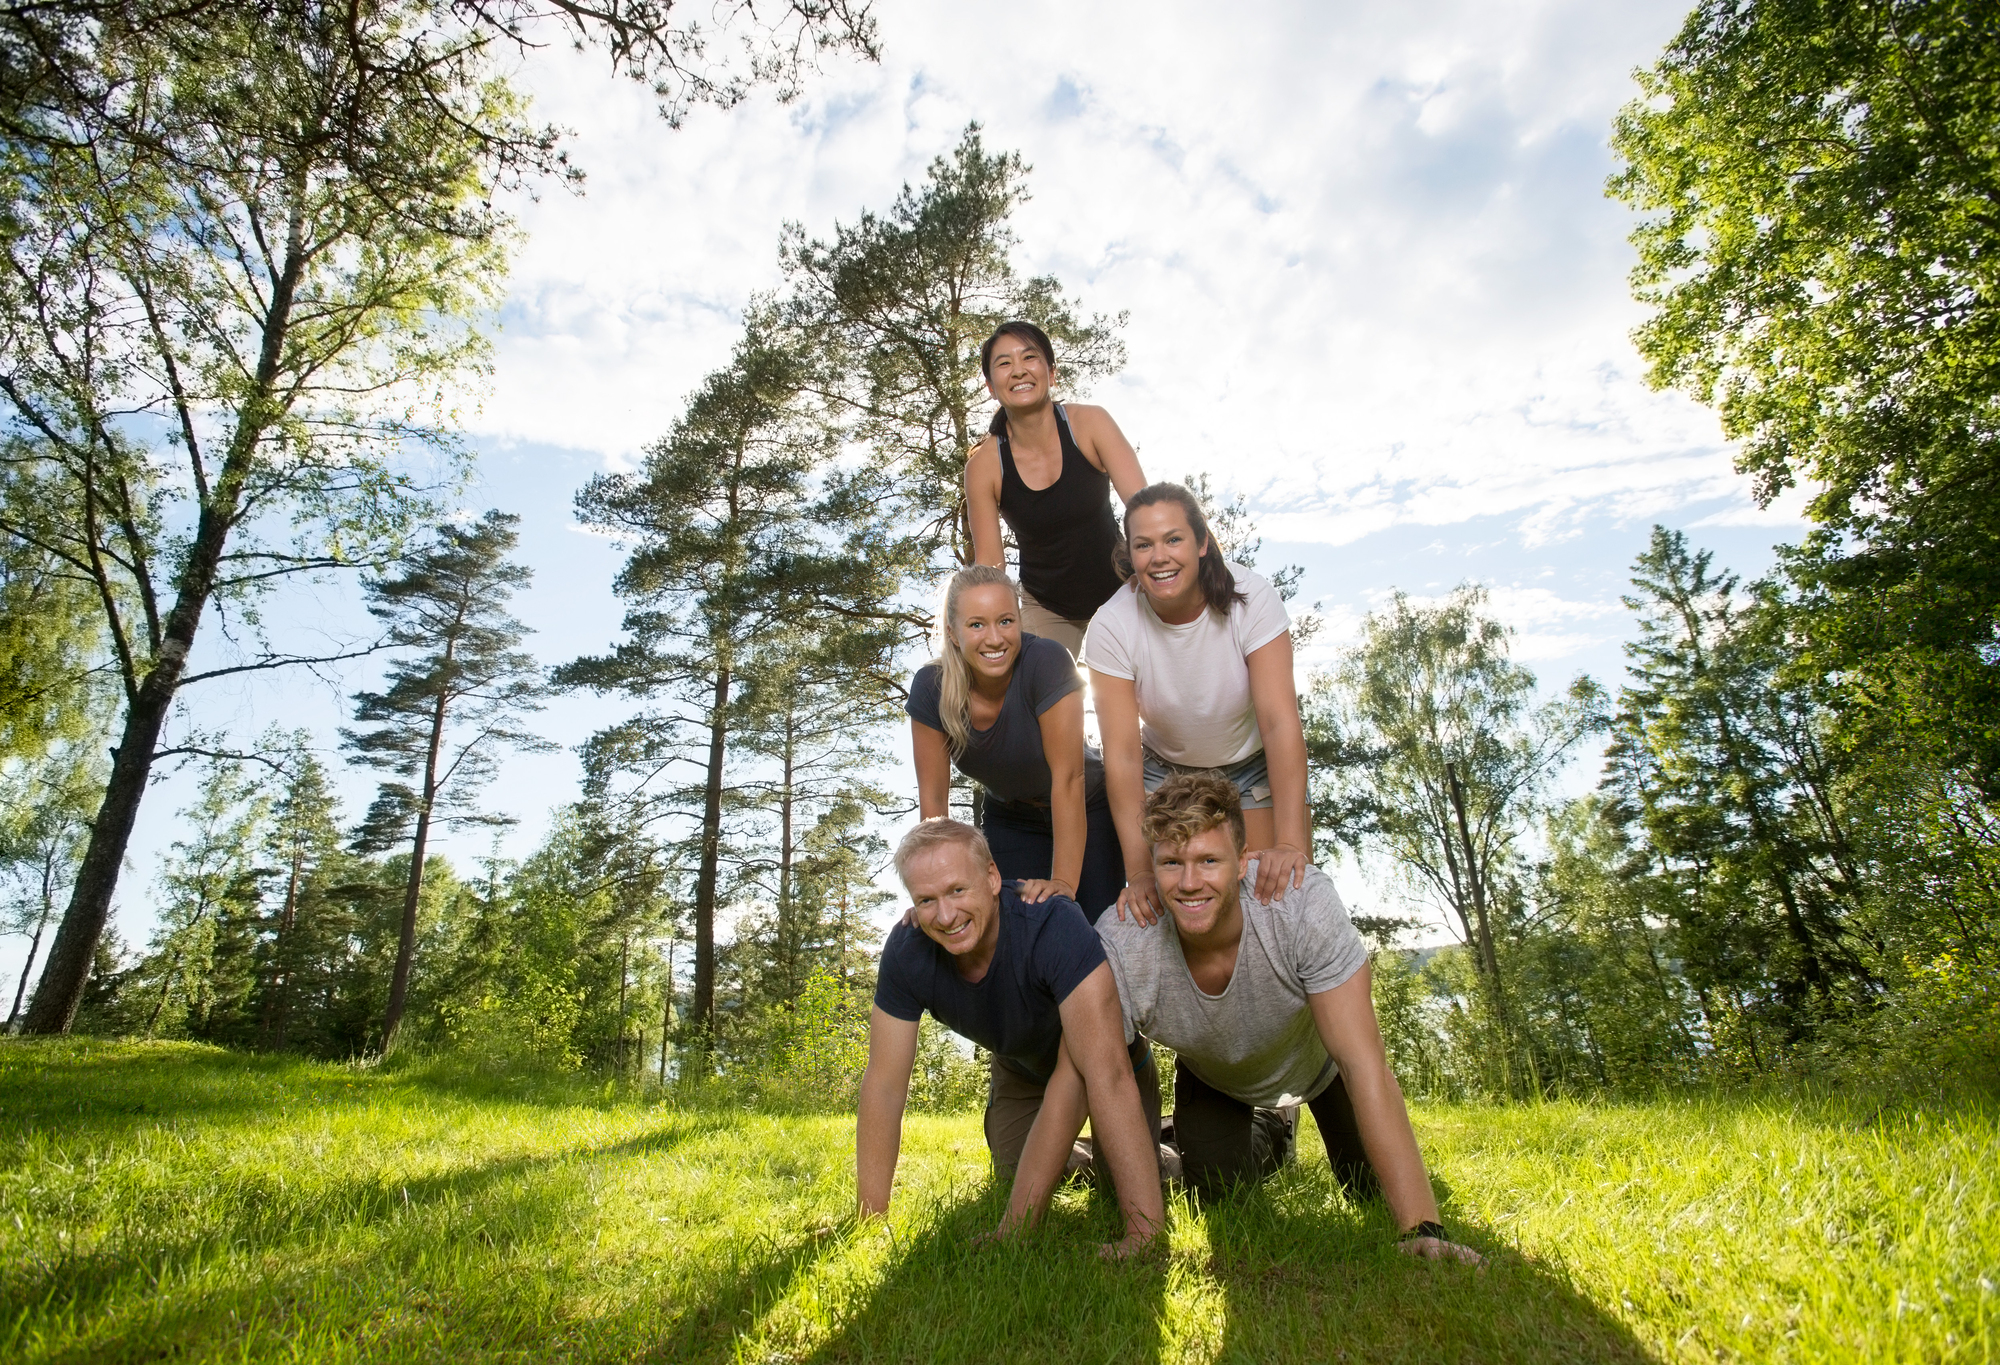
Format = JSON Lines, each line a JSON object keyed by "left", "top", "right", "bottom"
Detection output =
{"left": 1018, "top": 590, "right": 1090, "bottom": 660}
{"left": 984, "top": 1051, "right": 1162, "bottom": 1175}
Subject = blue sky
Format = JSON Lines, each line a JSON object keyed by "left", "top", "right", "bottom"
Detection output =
{"left": 6, "top": 0, "right": 1819, "bottom": 989}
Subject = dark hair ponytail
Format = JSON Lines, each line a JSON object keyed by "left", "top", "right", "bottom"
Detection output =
{"left": 981, "top": 320, "right": 1058, "bottom": 437}
{"left": 1114, "top": 482, "right": 1249, "bottom": 620}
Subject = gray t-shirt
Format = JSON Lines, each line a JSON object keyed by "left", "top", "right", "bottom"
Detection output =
{"left": 1097, "top": 863, "right": 1368, "bottom": 1108}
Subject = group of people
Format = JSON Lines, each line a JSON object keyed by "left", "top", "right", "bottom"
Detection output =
{"left": 856, "top": 321, "right": 1480, "bottom": 1261}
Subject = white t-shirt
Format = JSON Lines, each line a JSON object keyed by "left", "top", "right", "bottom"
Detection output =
{"left": 1082, "top": 563, "right": 1291, "bottom": 768}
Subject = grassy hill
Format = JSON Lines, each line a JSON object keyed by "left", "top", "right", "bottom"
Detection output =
{"left": 0, "top": 1040, "right": 1992, "bottom": 1362}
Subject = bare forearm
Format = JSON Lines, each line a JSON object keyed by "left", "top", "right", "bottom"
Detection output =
{"left": 1103, "top": 750, "right": 1149, "bottom": 876}
{"left": 1003, "top": 1062, "right": 1087, "bottom": 1233}
{"left": 855, "top": 1072, "right": 905, "bottom": 1215}
{"left": 1082, "top": 1061, "right": 1165, "bottom": 1243}
{"left": 1347, "top": 1065, "right": 1438, "bottom": 1231}
{"left": 1049, "top": 769, "right": 1086, "bottom": 892}
{"left": 1265, "top": 729, "right": 1310, "bottom": 852}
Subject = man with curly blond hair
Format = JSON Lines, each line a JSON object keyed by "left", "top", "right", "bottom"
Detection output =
{"left": 1092, "top": 771, "right": 1482, "bottom": 1262}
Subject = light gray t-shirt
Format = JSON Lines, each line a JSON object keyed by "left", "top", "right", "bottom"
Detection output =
{"left": 1081, "top": 562, "right": 1290, "bottom": 768}
{"left": 1097, "top": 863, "right": 1368, "bottom": 1108}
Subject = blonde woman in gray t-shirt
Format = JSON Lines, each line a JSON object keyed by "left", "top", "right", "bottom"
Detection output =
{"left": 1082, "top": 482, "right": 1312, "bottom": 924}
{"left": 1091, "top": 772, "right": 1481, "bottom": 1262}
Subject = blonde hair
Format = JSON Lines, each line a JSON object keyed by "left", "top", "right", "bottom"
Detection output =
{"left": 1142, "top": 772, "right": 1248, "bottom": 856}
{"left": 893, "top": 818, "right": 994, "bottom": 886}
{"left": 931, "top": 565, "right": 1022, "bottom": 757}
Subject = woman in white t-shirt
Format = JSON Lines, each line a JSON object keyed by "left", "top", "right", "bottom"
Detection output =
{"left": 1083, "top": 483, "right": 1311, "bottom": 922}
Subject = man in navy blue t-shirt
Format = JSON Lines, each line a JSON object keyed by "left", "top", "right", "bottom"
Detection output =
{"left": 859, "top": 818, "right": 1164, "bottom": 1254}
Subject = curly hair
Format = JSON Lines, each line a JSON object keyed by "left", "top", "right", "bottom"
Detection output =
{"left": 892, "top": 818, "right": 994, "bottom": 887}
{"left": 1141, "top": 771, "right": 1247, "bottom": 856}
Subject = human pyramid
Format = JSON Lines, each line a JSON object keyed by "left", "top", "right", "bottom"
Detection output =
{"left": 855, "top": 322, "right": 1484, "bottom": 1263}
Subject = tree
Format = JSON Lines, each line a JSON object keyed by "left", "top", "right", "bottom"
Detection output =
{"left": 5, "top": 0, "right": 878, "bottom": 1036}
{"left": 1318, "top": 586, "right": 1604, "bottom": 1090}
{"left": 781, "top": 124, "right": 1126, "bottom": 567}
{"left": 0, "top": 746, "right": 101, "bottom": 1030}
{"left": 344, "top": 510, "right": 549, "bottom": 1050}
{"left": 731, "top": 620, "right": 900, "bottom": 1013}
{"left": 1610, "top": 0, "right": 2000, "bottom": 789}
{"left": 1, "top": 2, "right": 879, "bottom": 141}
{"left": 561, "top": 323, "right": 915, "bottom": 1042}
{"left": 129, "top": 759, "right": 270, "bottom": 1038}
{"left": 0, "top": 465, "right": 108, "bottom": 765}
{"left": 1602, "top": 528, "right": 1869, "bottom": 1045}
{"left": 254, "top": 735, "right": 345, "bottom": 1051}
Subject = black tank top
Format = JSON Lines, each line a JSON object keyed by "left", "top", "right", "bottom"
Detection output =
{"left": 996, "top": 405, "right": 1125, "bottom": 621}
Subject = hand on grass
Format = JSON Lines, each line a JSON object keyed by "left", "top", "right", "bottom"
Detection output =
{"left": 1114, "top": 875, "right": 1162, "bottom": 926}
{"left": 1396, "top": 1234, "right": 1486, "bottom": 1268}
{"left": 1247, "top": 845, "right": 1308, "bottom": 904}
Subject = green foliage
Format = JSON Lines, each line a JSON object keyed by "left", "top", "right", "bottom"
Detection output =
{"left": 781, "top": 123, "right": 1126, "bottom": 567}
{"left": 765, "top": 967, "right": 870, "bottom": 1108}
{"left": 2, "top": 1039, "right": 1992, "bottom": 1362}
{"left": 1312, "top": 585, "right": 1605, "bottom": 1092}
{"left": 1604, "top": 528, "right": 1870, "bottom": 1045}
{"left": 1610, "top": 0, "right": 2000, "bottom": 790}
{"left": 908, "top": 1016, "right": 987, "bottom": 1114}
{"left": 0, "top": 465, "right": 107, "bottom": 765}
{"left": 562, "top": 320, "right": 914, "bottom": 1040}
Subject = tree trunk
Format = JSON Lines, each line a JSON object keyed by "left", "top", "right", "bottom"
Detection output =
{"left": 6, "top": 895, "right": 52, "bottom": 1032}
{"left": 617, "top": 932, "right": 630, "bottom": 1071}
{"left": 382, "top": 686, "right": 450, "bottom": 1051}
{"left": 659, "top": 933, "right": 674, "bottom": 1085}
{"left": 691, "top": 660, "right": 731, "bottom": 1036}
{"left": 145, "top": 950, "right": 183, "bottom": 1035}
{"left": 23, "top": 211, "right": 307, "bottom": 1035}
{"left": 778, "top": 710, "right": 796, "bottom": 1000}
{"left": 261, "top": 845, "right": 303, "bottom": 1050}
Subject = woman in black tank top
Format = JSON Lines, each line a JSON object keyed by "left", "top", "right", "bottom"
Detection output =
{"left": 965, "top": 321, "right": 1148, "bottom": 658}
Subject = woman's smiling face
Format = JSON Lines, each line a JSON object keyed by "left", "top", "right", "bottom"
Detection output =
{"left": 953, "top": 582, "right": 1022, "bottom": 684}
{"left": 984, "top": 333, "right": 1053, "bottom": 411}
{"left": 1127, "top": 501, "right": 1206, "bottom": 620}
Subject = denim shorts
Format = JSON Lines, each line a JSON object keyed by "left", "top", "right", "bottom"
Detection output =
{"left": 1141, "top": 746, "right": 1273, "bottom": 810}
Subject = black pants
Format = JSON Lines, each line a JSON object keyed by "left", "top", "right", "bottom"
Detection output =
{"left": 980, "top": 799, "right": 1126, "bottom": 924}
{"left": 1172, "top": 1060, "right": 1380, "bottom": 1201}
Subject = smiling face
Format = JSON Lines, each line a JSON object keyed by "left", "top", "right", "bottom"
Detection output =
{"left": 1153, "top": 822, "right": 1245, "bottom": 944}
{"left": 903, "top": 840, "right": 1003, "bottom": 972}
{"left": 984, "top": 332, "right": 1054, "bottom": 412}
{"left": 1127, "top": 500, "right": 1208, "bottom": 622}
{"left": 952, "top": 582, "right": 1022, "bottom": 685}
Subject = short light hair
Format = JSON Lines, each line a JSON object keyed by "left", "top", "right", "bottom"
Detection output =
{"left": 1142, "top": 772, "right": 1247, "bottom": 855}
{"left": 893, "top": 817, "right": 993, "bottom": 886}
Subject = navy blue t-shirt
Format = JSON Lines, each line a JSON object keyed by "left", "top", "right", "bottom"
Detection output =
{"left": 907, "top": 634, "right": 1106, "bottom": 812}
{"left": 874, "top": 883, "right": 1105, "bottom": 1081}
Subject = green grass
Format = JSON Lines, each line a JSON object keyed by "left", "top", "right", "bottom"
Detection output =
{"left": 0, "top": 1040, "right": 1993, "bottom": 1362}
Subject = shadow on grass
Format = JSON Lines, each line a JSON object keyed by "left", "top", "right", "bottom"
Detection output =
{"left": 1194, "top": 1169, "right": 1656, "bottom": 1365}
{"left": 805, "top": 1179, "right": 1171, "bottom": 1364}
{"left": 0, "top": 1038, "right": 347, "bottom": 1139}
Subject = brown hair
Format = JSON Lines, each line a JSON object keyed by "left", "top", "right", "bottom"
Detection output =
{"left": 893, "top": 818, "right": 994, "bottom": 886}
{"left": 1142, "top": 771, "right": 1247, "bottom": 856}
{"left": 1114, "top": 483, "right": 1249, "bottom": 620}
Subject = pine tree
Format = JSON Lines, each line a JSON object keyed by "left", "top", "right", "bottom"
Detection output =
{"left": 560, "top": 323, "right": 917, "bottom": 1045}
{"left": 781, "top": 124, "right": 1126, "bottom": 568}
{"left": 343, "top": 510, "right": 550, "bottom": 1050}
